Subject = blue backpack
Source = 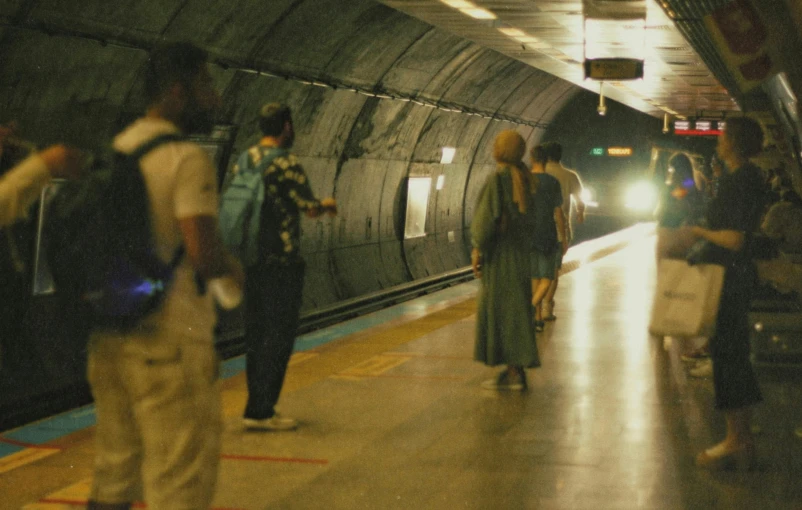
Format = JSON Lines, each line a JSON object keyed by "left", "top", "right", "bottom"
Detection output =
{"left": 219, "top": 147, "right": 286, "bottom": 266}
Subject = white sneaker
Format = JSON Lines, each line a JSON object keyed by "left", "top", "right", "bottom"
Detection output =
{"left": 481, "top": 370, "right": 526, "bottom": 391}
{"left": 243, "top": 414, "right": 298, "bottom": 431}
{"left": 689, "top": 359, "right": 713, "bottom": 378}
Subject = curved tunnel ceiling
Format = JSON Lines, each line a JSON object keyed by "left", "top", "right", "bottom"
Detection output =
{"left": 0, "top": 0, "right": 579, "bottom": 149}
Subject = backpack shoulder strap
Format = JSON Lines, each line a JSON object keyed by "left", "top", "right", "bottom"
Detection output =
{"left": 129, "top": 133, "right": 187, "bottom": 160}
{"left": 126, "top": 133, "right": 188, "bottom": 274}
{"left": 250, "top": 147, "right": 288, "bottom": 176}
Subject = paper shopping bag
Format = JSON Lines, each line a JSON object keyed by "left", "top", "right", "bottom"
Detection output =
{"left": 649, "top": 259, "right": 725, "bottom": 338}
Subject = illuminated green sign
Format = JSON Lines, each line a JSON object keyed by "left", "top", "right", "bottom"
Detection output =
{"left": 590, "top": 147, "right": 604, "bottom": 156}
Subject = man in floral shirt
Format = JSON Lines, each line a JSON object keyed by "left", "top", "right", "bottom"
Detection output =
{"left": 239, "top": 103, "right": 336, "bottom": 431}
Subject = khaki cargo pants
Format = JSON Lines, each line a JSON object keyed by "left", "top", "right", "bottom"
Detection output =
{"left": 87, "top": 336, "right": 221, "bottom": 509}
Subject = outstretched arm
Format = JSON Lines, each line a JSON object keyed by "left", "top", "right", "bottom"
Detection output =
{"left": 572, "top": 173, "right": 586, "bottom": 224}
{"left": 0, "top": 145, "right": 84, "bottom": 227}
{"left": 689, "top": 226, "right": 745, "bottom": 252}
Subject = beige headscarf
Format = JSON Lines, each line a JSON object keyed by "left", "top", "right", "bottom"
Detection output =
{"left": 493, "top": 130, "right": 529, "bottom": 213}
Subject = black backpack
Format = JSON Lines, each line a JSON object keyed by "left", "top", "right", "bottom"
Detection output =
{"left": 45, "top": 134, "right": 185, "bottom": 330}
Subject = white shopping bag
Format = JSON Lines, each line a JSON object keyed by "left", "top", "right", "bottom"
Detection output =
{"left": 649, "top": 259, "right": 725, "bottom": 338}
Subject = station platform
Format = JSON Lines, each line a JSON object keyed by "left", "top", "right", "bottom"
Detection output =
{"left": 3, "top": 223, "right": 802, "bottom": 509}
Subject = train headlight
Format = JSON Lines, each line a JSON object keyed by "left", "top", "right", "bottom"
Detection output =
{"left": 624, "top": 181, "right": 658, "bottom": 212}
{"left": 580, "top": 187, "right": 598, "bottom": 207}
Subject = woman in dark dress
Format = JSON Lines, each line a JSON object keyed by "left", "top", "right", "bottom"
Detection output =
{"left": 686, "top": 117, "right": 767, "bottom": 470}
{"left": 471, "top": 130, "right": 540, "bottom": 390}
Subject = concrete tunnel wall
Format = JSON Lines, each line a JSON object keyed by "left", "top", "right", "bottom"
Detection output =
{"left": 0, "top": 0, "right": 674, "bottom": 428}
{"left": 0, "top": 0, "right": 584, "bottom": 312}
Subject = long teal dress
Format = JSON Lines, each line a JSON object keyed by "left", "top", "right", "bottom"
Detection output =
{"left": 471, "top": 165, "right": 540, "bottom": 368}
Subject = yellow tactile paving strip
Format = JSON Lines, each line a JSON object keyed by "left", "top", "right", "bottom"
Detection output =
{"left": 219, "top": 297, "right": 478, "bottom": 418}
{"left": 333, "top": 354, "right": 413, "bottom": 379}
{"left": 0, "top": 447, "right": 61, "bottom": 476}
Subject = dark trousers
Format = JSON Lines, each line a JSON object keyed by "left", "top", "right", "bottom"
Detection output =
{"left": 243, "top": 260, "right": 305, "bottom": 419}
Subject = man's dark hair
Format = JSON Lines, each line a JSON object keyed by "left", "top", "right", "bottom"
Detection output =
{"left": 144, "top": 42, "right": 208, "bottom": 104}
{"left": 725, "top": 117, "right": 764, "bottom": 159}
{"left": 530, "top": 144, "right": 549, "bottom": 165}
{"left": 545, "top": 141, "right": 562, "bottom": 162}
{"left": 782, "top": 189, "right": 802, "bottom": 206}
{"left": 259, "top": 103, "right": 292, "bottom": 137}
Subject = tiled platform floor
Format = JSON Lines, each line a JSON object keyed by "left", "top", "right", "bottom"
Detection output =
{"left": 5, "top": 229, "right": 802, "bottom": 509}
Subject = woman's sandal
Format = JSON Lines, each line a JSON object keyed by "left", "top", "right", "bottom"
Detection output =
{"left": 695, "top": 443, "right": 756, "bottom": 472}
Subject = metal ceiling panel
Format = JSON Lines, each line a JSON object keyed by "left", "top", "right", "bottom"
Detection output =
{"left": 379, "top": 0, "right": 741, "bottom": 118}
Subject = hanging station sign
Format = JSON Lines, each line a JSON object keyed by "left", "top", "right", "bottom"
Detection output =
{"left": 583, "top": 58, "right": 644, "bottom": 81}
{"left": 607, "top": 147, "right": 633, "bottom": 157}
{"left": 673, "top": 120, "right": 725, "bottom": 136}
{"left": 589, "top": 147, "right": 633, "bottom": 156}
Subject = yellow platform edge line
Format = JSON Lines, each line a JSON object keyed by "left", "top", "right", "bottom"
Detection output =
{"left": 0, "top": 447, "right": 60, "bottom": 475}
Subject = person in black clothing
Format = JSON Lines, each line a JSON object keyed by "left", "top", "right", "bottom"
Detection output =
{"left": 655, "top": 153, "right": 710, "bottom": 370}
{"left": 686, "top": 116, "right": 768, "bottom": 470}
{"left": 240, "top": 103, "right": 336, "bottom": 431}
{"left": 657, "top": 153, "right": 705, "bottom": 229}
{"left": 655, "top": 153, "right": 706, "bottom": 259}
{"left": 527, "top": 145, "right": 567, "bottom": 332}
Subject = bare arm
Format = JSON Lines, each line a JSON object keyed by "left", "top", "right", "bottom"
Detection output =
{"left": 179, "top": 215, "right": 244, "bottom": 285}
{"left": 690, "top": 226, "right": 745, "bottom": 252}
{"left": 0, "top": 145, "right": 84, "bottom": 227}
{"left": 575, "top": 198, "right": 586, "bottom": 224}
{"left": 554, "top": 206, "right": 568, "bottom": 254}
{"left": 305, "top": 197, "right": 337, "bottom": 218}
{"left": 572, "top": 174, "right": 586, "bottom": 224}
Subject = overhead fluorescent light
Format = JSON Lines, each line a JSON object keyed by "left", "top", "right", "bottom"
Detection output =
{"left": 440, "top": 0, "right": 496, "bottom": 19}
{"left": 463, "top": 7, "right": 496, "bottom": 19}
{"left": 441, "top": 147, "right": 456, "bottom": 164}
{"left": 498, "top": 27, "right": 546, "bottom": 47}
{"left": 436, "top": 175, "right": 446, "bottom": 190}
{"left": 440, "top": 0, "right": 474, "bottom": 8}
{"left": 498, "top": 27, "right": 526, "bottom": 37}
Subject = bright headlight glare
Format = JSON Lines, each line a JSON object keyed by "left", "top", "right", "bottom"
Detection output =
{"left": 625, "top": 181, "right": 658, "bottom": 212}
{"left": 580, "top": 188, "right": 593, "bottom": 203}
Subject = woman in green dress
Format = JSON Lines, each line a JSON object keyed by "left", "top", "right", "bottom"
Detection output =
{"left": 471, "top": 130, "right": 540, "bottom": 390}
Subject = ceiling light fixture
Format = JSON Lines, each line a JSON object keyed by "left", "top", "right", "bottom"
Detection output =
{"left": 498, "top": 27, "right": 526, "bottom": 38}
{"left": 439, "top": 0, "right": 473, "bottom": 8}
{"left": 597, "top": 82, "right": 607, "bottom": 116}
{"left": 462, "top": 7, "right": 496, "bottom": 19}
{"left": 439, "top": 0, "right": 497, "bottom": 20}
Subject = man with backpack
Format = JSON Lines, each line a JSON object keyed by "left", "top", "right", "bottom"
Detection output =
{"left": 85, "top": 42, "right": 242, "bottom": 510}
{"left": 225, "top": 103, "right": 335, "bottom": 431}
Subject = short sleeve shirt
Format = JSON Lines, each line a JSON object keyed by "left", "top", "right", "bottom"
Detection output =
{"left": 109, "top": 117, "right": 219, "bottom": 344}
{"left": 234, "top": 146, "right": 321, "bottom": 265}
{"left": 545, "top": 161, "right": 582, "bottom": 240}
{"left": 531, "top": 172, "right": 563, "bottom": 253}
{"left": 706, "top": 163, "right": 766, "bottom": 232}
{"left": 703, "top": 163, "right": 768, "bottom": 266}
